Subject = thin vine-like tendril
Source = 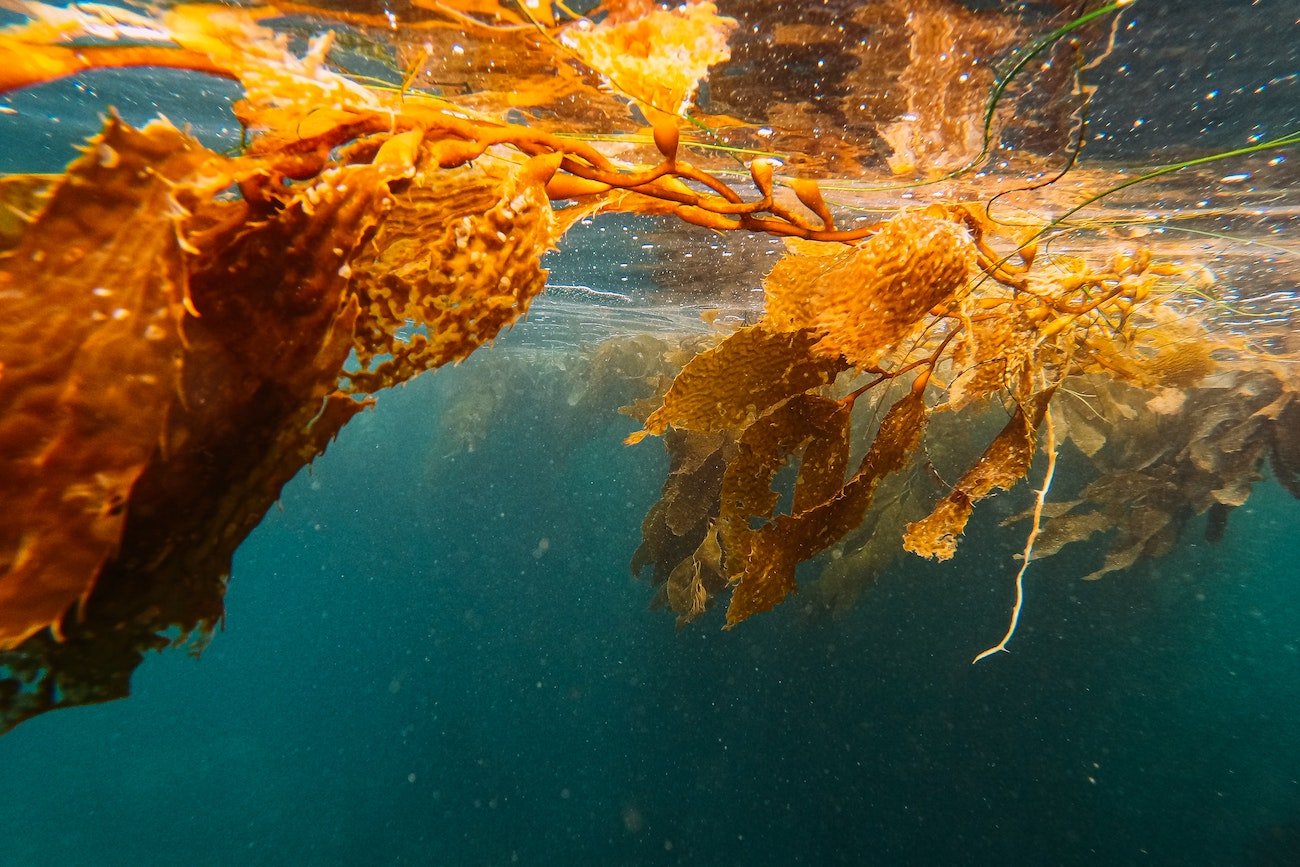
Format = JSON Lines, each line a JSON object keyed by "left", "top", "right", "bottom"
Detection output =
{"left": 1029, "top": 130, "right": 1300, "bottom": 246}
{"left": 968, "top": 128, "right": 1300, "bottom": 293}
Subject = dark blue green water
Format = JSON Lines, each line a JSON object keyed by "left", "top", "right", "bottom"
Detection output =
{"left": 2, "top": 337, "right": 1297, "bottom": 866}
{"left": 2, "top": 1, "right": 1298, "bottom": 860}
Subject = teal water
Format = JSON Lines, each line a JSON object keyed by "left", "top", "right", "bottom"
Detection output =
{"left": 2, "top": 1, "right": 1299, "bottom": 862}
{"left": 1, "top": 333, "right": 1297, "bottom": 865}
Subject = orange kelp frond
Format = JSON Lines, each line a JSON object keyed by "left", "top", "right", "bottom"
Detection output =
{"left": 0, "top": 117, "right": 210, "bottom": 650}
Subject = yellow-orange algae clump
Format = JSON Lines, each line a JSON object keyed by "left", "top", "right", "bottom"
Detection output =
{"left": 345, "top": 154, "right": 559, "bottom": 393}
{"left": 904, "top": 389, "right": 1054, "bottom": 561}
{"left": 0, "top": 111, "right": 426, "bottom": 722}
{"left": 725, "top": 389, "right": 927, "bottom": 627}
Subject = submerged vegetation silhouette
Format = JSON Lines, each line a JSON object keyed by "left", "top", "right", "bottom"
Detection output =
{"left": 0, "top": 0, "right": 1295, "bottom": 731}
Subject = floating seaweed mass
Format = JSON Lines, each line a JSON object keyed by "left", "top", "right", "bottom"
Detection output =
{"left": 0, "top": 0, "right": 1296, "bottom": 731}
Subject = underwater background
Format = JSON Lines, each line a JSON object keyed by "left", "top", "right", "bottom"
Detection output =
{"left": 1, "top": 0, "right": 1299, "bottom": 864}
{"left": 1, "top": 313, "right": 1298, "bottom": 866}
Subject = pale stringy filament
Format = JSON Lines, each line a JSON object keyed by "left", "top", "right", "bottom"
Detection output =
{"left": 972, "top": 403, "right": 1057, "bottom": 663}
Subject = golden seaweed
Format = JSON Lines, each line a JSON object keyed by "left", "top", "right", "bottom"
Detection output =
{"left": 764, "top": 211, "right": 975, "bottom": 369}
{"left": 726, "top": 389, "right": 928, "bottom": 626}
{"left": 345, "top": 156, "right": 558, "bottom": 392}
{"left": 0, "top": 119, "right": 202, "bottom": 649}
{"left": 0, "top": 112, "right": 408, "bottom": 725}
{"left": 715, "top": 393, "right": 850, "bottom": 572}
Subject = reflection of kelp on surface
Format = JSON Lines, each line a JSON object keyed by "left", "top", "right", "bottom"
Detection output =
{"left": 0, "top": 0, "right": 1296, "bottom": 729}
{"left": 709, "top": 0, "right": 1045, "bottom": 175}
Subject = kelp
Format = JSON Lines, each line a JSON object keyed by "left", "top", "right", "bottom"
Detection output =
{"left": 626, "top": 196, "right": 1295, "bottom": 631}
{"left": 626, "top": 325, "right": 846, "bottom": 442}
{"left": 344, "top": 154, "right": 560, "bottom": 392}
{"left": 0, "top": 119, "right": 206, "bottom": 650}
{"left": 630, "top": 427, "right": 733, "bottom": 624}
{"left": 1003, "top": 370, "right": 1300, "bottom": 581}
{"left": 723, "top": 388, "right": 928, "bottom": 627}
{"left": 0, "top": 114, "right": 402, "bottom": 726}
{"left": 904, "top": 387, "right": 1055, "bottom": 562}
{"left": 0, "top": 0, "right": 1296, "bottom": 729}
{"left": 559, "top": 0, "right": 737, "bottom": 119}
{"left": 762, "top": 210, "right": 976, "bottom": 368}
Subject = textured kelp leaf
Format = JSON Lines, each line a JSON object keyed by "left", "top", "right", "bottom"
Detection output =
{"left": 726, "top": 389, "right": 927, "bottom": 627}
{"left": 162, "top": 4, "right": 384, "bottom": 130}
{"left": 904, "top": 388, "right": 1054, "bottom": 561}
{"left": 1021, "top": 368, "right": 1295, "bottom": 578}
{"left": 665, "top": 556, "right": 708, "bottom": 626}
{"left": 1010, "top": 470, "right": 1185, "bottom": 584}
{"left": 1018, "top": 508, "right": 1112, "bottom": 560}
{"left": 0, "top": 114, "right": 411, "bottom": 725}
{"left": 952, "top": 309, "right": 1038, "bottom": 369}
{"left": 630, "top": 501, "right": 670, "bottom": 581}
{"left": 807, "top": 479, "right": 925, "bottom": 616}
{"left": 346, "top": 156, "right": 557, "bottom": 392}
{"left": 761, "top": 237, "right": 843, "bottom": 331}
{"left": 1144, "top": 341, "right": 1216, "bottom": 388}
{"left": 570, "top": 334, "right": 708, "bottom": 421}
{"left": 1270, "top": 393, "right": 1300, "bottom": 498}
{"left": 665, "top": 524, "right": 723, "bottom": 627}
{"left": 391, "top": 7, "right": 639, "bottom": 130}
{"left": 792, "top": 400, "right": 853, "bottom": 513}
{"left": 763, "top": 211, "right": 974, "bottom": 370}
{"left": 633, "top": 325, "right": 845, "bottom": 441}
{"left": 0, "top": 175, "right": 52, "bottom": 252}
{"left": 1052, "top": 388, "right": 1109, "bottom": 458}
{"left": 630, "top": 429, "right": 731, "bottom": 585}
{"left": 1082, "top": 502, "right": 1181, "bottom": 582}
{"left": 625, "top": 344, "right": 737, "bottom": 587}
{"left": 665, "top": 443, "right": 732, "bottom": 536}
{"left": 0, "top": 118, "right": 207, "bottom": 649}
{"left": 944, "top": 359, "right": 1008, "bottom": 412}
{"left": 943, "top": 309, "right": 1039, "bottom": 410}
